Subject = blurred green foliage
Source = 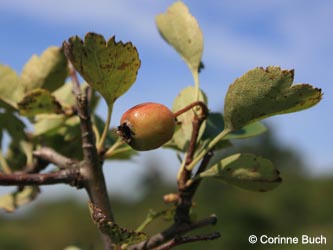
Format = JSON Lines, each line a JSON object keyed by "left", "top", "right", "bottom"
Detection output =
{"left": 0, "top": 128, "right": 332, "bottom": 250}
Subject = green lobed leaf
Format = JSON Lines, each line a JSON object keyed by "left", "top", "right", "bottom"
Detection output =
{"left": 88, "top": 202, "right": 147, "bottom": 245}
{"left": 21, "top": 46, "right": 68, "bottom": 92}
{"left": 199, "top": 153, "right": 282, "bottom": 192}
{"left": 171, "top": 86, "right": 207, "bottom": 151}
{"left": 0, "top": 65, "right": 25, "bottom": 108}
{"left": 156, "top": 1, "right": 203, "bottom": 73}
{"left": 224, "top": 66, "right": 322, "bottom": 131}
{"left": 18, "top": 89, "right": 63, "bottom": 116}
{"left": 63, "top": 33, "right": 141, "bottom": 107}
{"left": 0, "top": 186, "right": 40, "bottom": 212}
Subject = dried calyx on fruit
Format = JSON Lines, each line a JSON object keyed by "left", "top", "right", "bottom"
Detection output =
{"left": 117, "top": 102, "right": 176, "bottom": 151}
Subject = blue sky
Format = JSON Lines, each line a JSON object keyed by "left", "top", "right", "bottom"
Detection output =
{"left": 1, "top": 0, "right": 333, "bottom": 199}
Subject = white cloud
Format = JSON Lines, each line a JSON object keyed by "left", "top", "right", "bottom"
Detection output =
{"left": 203, "top": 0, "right": 333, "bottom": 73}
{"left": 0, "top": 0, "right": 164, "bottom": 45}
{"left": 2, "top": 0, "right": 332, "bottom": 70}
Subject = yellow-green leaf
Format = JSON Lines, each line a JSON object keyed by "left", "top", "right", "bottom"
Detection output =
{"left": 33, "top": 114, "right": 66, "bottom": 136}
{"left": 224, "top": 66, "right": 322, "bottom": 131}
{"left": 18, "top": 89, "right": 63, "bottom": 116}
{"left": 0, "top": 186, "right": 40, "bottom": 212}
{"left": 63, "top": 33, "right": 141, "bottom": 107}
{"left": 33, "top": 116, "right": 82, "bottom": 159}
{"left": 0, "top": 65, "right": 25, "bottom": 108}
{"left": 199, "top": 153, "right": 282, "bottom": 192}
{"left": 21, "top": 46, "right": 68, "bottom": 92}
{"left": 156, "top": 1, "right": 203, "bottom": 73}
{"left": 52, "top": 83, "right": 76, "bottom": 107}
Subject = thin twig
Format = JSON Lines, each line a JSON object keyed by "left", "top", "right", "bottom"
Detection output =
{"left": 177, "top": 101, "right": 208, "bottom": 190}
{"left": 0, "top": 168, "right": 82, "bottom": 187}
{"left": 186, "top": 150, "right": 214, "bottom": 200}
{"left": 97, "top": 105, "right": 113, "bottom": 153}
{"left": 175, "top": 101, "right": 208, "bottom": 224}
{"left": 173, "top": 101, "right": 208, "bottom": 118}
{"left": 127, "top": 214, "right": 217, "bottom": 250}
{"left": 68, "top": 60, "right": 81, "bottom": 96}
{"left": 33, "top": 147, "right": 79, "bottom": 169}
{"left": 156, "top": 232, "right": 221, "bottom": 250}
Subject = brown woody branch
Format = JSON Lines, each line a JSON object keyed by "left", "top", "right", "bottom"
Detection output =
{"left": 127, "top": 214, "right": 217, "bottom": 250}
{"left": 186, "top": 149, "right": 214, "bottom": 201}
{"left": 176, "top": 101, "right": 209, "bottom": 224}
{"left": 173, "top": 101, "right": 208, "bottom": 119}
{"left": 0, "top": 168, "right": 82, "bottom": 186}
{"left": 33, "top": 147, "right": 79, "bottom": 169}
{"left": 157, "top": 232, "right": 221, "bottom": 250}
{"left": 66, "top": 59, "right": 115, "bottom": 250}
{"left": 0, "top": 146, "right": 83, "bottom": 187}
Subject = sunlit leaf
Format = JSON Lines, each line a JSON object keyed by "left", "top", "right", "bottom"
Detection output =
{"left": 33, "top": 115, "right": 82, "bottom": 159}
{"left": 21, "top": 46, "right": 68, "bottom": 92}
{"left": 0, "top": 65, "right": 24, "bottom": 108}
{"left": 18, "top": 89, "right": 63, "bottom": 116}
{"left": 156, "top": 1, "right": 203, "bottom": 73}
{"left": 199, "top": 153, "right": 282, "bottom": 192}
{"left": 63, "top": 246, "right": 83, "bottom": 250}
{"left": 52, "top": 82, "right": 99, "bottom": 115}
{"left": 19, "top": 140, "right": 34, "bottom": 166}
{"left": 0, "top": 186, "right": 40, "bottom": 212}
{"left": 52, "top": 82, "right": 76, "bottom": 108}
{"left": 34, "top": 114, "right": 66, "bottom": 136}
{"left": 88, "top": 202, "right": 147, "bottom": 245}
{"left": 63, "top": 33, "right": 140, "bottom": 107}
{"left": 172, "top": 86, "right": 207, "bottom": 151}
{"left": 224, "top": 66, "right": 322, "bottom": 131}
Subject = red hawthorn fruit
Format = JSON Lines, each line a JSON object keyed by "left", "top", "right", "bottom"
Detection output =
{"left": 117, "top": 102, "right": 176, "bottom": 151}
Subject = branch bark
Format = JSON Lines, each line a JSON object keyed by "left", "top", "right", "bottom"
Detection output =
{"left": 0, "top": 168, "right": 82, "bottom": 186}
{"left": 127, "top": 214, "right": 217, "bottom": 250}
{"left": 67, "top": 61, "right": 115, "bottom": 250}
{"left": 156, "top": 232, "right": 221, "bottom": 250}
{"left": 176, "top": 101, "right": 208, "bottom": 224}
{"left": 33, "top": 147, "right": 79, "bottom": 169}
